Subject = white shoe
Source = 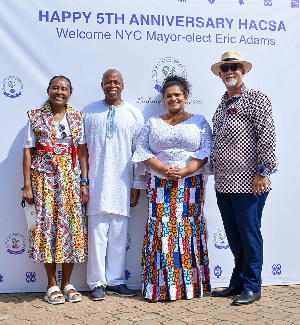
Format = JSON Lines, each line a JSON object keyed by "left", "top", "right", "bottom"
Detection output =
{"left": 44, "top": 286, "right": 65, "bottom": 305}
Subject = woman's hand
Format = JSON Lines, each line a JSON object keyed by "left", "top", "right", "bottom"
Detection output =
{"left": 159, "top": 165, "right": 174, "bottom": 179}
{"left": 80, "top": 185, "right": 89, "bottom": 205}
{"left": 170, "top": 167, "right": 189, "bottom": 180}
{"left": 170, "top": 158, "right": 208, "bottom": 180}
{"left": 22, "top": 185, "right": 34, "bottom": 205}
{"left": 144, "top": 158, "right": 198, "bottom": 181}
{"left": 158, "top": 165, "right": 190, "bottom": 181}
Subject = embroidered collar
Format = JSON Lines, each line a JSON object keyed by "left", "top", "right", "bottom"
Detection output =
{"left": 102, "top": 99, "right": 125, "bottom": 108}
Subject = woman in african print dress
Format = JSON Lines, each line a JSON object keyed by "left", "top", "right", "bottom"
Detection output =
{"left": 22, "top": 76, "right": 88, "bottom": 305}
{"left": 132, "top": 76, "right": 212, "bottom": 302}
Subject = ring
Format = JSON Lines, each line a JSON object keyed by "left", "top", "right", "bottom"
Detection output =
{"left": 179, "top": 176, "right": 181, "bottom": 179}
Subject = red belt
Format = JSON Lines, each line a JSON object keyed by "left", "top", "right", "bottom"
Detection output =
{"left": 36, "top": 143, "right": 77, "bottom": 169}
{"left": 36, "top": 144, "right": 71, "bottom": 155}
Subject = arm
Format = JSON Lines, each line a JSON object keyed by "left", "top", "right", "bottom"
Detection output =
{"left": 78, "top": 143, "right": 89, "bottom": 205}
{"left": 251, "top": 92, "right": 277, "bottom": 194}
{"left": 172, "top": 116, "right": 212, "bottom": 179}
{"left": 132, "top": 118, "right": 179, "bottom": 181}
{"left": 22, "top": 147, "right": 34, "bottom": 204}
{"left": 171, "top": 157, "right": 208, "bottom": 180}
{"left": 143, "top": 157, "right": 180, "bottom": 180}
{"left": 131, "top": 111, "right": 147, "bottom": 190}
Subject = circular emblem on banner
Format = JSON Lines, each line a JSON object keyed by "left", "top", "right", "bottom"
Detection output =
{"left": 152, "top": 57, "right": 187, "bottom": 93}
{"left": 213, "top": 229, "right": 230, "bottom": 249}
{"left": 5, "top": 233, "right": 26, "bottom": 255}
{"left": 2, "top": 76, "right": 23, "bottom": 98}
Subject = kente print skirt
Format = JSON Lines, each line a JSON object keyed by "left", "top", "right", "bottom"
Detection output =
{"left": 141, "top": 173, "right": 211, "bottom": 301}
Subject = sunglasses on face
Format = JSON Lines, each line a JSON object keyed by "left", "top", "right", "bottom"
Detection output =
{"left": 59, "top": 124, "right": 68, "bottom": 139}
{"left": 220, "top": 64, "right": 242, "bottom": 73}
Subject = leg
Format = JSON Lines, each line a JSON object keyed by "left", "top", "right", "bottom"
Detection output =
{"left": 106, "top": 214, "right": 128, "bottom": 285}
{"left": 216, "top": 192, "right": 244, "bottom": 289}
{"left": 105, "top": 214, "right": 136, "bottom": 296}
{"left": 87, "top": 213, "right": 110, "bottom": 289}
{"left": 44, "top": 263, "right": 57, "bottom": 289}
{"left": 231, "top": 192, "right": 268, "bottom": 293}
{"left": 61, "top": 263, "right": 74, "bottom": 288}
{"left": 44, "top": 263, "right": 64, "bottom": 303}
{"left": 61, "top": 263, "right": 81, "bottom": 300}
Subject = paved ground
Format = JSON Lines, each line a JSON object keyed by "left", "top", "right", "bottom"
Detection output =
{"left": 0, "top": 285, "right": 299, "bottom": 325}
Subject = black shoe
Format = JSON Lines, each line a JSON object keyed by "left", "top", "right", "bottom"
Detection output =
{"left": 232, "top": 290, "right": 261, "bottom": 306}
{"left": 106, "top": 284, "right": 137, "bottom": 297}
{"left": 91, "top": 285, "right": 106, "bottom": 301}
{"left": 211, "top": 286, "right": 243, "bottom": 298}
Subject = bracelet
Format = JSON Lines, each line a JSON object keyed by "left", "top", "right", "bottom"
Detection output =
{"left": 80, "top": 178, "right": 88, "bottom": 183}
{"left": 80, "top": 183, "right": 89, "bottom": 188}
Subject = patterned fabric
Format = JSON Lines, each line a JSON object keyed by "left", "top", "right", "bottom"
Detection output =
{"left": 105, "top": 103, "right": 116, "bottom": 139}
{"left": 211, "top": 84, "right": 277, "bottom": 193}
{"left": 27, "top": 103, "right": 87, "bottom": 263}
{"left": 142, "top": 174, "right": 211, "bottom": 301}
{"left": 27, "top": 101, "right": 85, "bottom": 169}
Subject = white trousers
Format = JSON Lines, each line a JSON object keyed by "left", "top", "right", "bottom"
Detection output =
{"left": 87, "top": 212, "right": 129, "bottom": 290}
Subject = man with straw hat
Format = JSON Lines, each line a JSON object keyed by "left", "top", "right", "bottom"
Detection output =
{"left": 210, "top": 52, "right": 277, "bottom": 305}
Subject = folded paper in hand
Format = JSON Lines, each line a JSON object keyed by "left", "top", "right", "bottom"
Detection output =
{"left": 22, "top": 201, "right": 37, "bottom": 231}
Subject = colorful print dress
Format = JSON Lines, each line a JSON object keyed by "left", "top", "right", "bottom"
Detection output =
{"left": 132, "top": 115, "right": 212, "bottom": 301}
{"left": 24, "top": 102, "right": 88, "bottom": 263}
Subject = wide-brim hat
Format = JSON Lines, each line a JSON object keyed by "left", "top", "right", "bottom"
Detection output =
{"left": 211, "top": 51, "right": 252, "bottom": 76}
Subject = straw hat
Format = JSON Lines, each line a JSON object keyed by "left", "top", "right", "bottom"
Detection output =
{"left": 211, "top": 51, "right": 252, "bottom": 76}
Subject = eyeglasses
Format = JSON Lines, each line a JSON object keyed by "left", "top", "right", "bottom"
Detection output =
{"left": 59, "top": 124, "right": 68, "bottom": 139}
{"left": 220, "top": 64, "right": 242, "bottom": 73}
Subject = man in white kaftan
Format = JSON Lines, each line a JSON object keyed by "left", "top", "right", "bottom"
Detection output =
{"left": 83, "top": 69, "right": 144, "bottom": 300}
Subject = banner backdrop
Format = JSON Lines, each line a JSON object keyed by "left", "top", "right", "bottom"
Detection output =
{"left": 0, "top": 0, "right": 299, "bottom": 293}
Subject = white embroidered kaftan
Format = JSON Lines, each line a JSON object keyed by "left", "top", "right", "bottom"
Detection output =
{"left": 83, "top": 100, "right": 144, "bottom": 217}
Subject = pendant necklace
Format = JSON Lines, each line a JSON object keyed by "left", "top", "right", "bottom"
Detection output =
{"left": 167, "top": 109, "right": 184, "bottom": 121}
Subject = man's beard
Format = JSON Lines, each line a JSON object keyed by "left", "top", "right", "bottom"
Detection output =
{"left": 225, "top": 78, "right": 237, "bottom": 87}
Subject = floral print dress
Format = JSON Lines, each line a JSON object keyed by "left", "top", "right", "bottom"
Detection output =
{"left": 25, "top": 102, "right": 87, "bottom": 263}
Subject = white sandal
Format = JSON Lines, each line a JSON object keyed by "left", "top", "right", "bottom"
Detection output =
{"left": 63, "top": 284, "right": 82, "bottom": 303}
{"left": 44, "top": 286, "right": 65, "bottom": 305}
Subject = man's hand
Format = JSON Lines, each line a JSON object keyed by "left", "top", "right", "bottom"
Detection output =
{"left": 130, "top": 188, "right": 140, "bottom": 207}
{"left": 252, "top": 174, "right": 268, "bottom": 195}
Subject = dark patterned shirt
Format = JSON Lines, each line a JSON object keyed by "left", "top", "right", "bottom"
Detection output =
{"left": 211, "top": 83, "right": 277, "bottom": 193}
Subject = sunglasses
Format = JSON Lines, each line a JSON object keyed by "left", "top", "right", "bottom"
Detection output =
{"left": 59, "top": 124, "right": 68, "bottom": 139}
{"left": 220, "top": 64, "right": 242, "bottom": 73}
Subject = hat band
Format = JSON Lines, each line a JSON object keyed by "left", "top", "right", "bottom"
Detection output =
{"left": 222, "top": 58, "right": 239, "bottom": 62}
